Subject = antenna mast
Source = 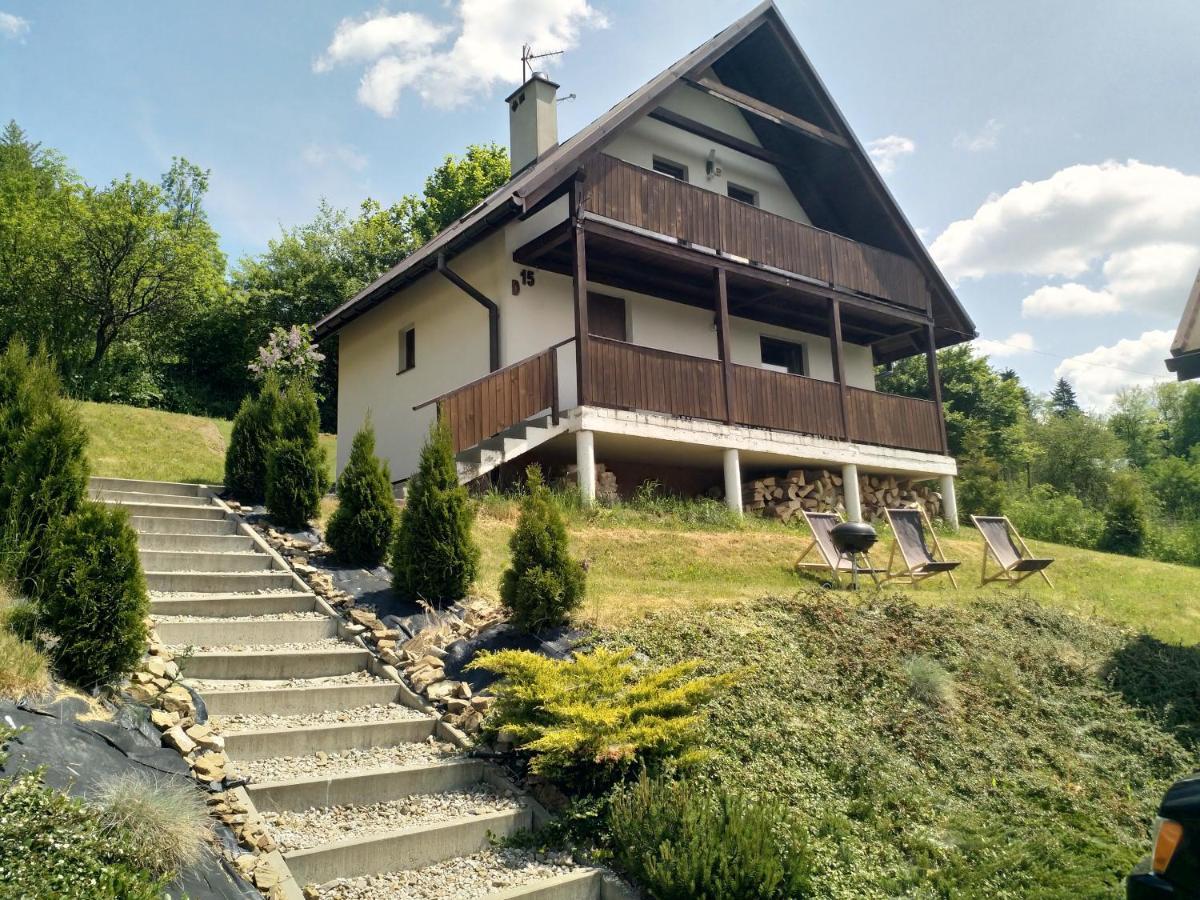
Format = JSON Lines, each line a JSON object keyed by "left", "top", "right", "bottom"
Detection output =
{"left": 521, "top": 43, "right": 564, "bottom": 81}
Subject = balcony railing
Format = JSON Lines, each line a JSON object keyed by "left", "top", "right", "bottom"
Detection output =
{"left": 581, "top": 154, "right": 931, "bottom": 312}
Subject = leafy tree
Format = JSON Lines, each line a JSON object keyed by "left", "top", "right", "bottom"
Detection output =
{"left": 1099, "top": 472, "right": 1149, "bottom": 557}
{"left": 1108, "top": 386, "right": 1166, "bottom": 468}
{"left": 223, "top": 378, "right": 281, "bottom": 503}
{"left": 326, "top": 417, "right": 396, "bottom": 567}
{"left": 265, "top": 381, "right": 328, "bottom": 529}
{"left": 1147, "top": 453, "right": 1200, "bottom": 521}
{"left": 1159, "top": 381, "right": 1200, "bottom": 458}
{"left": 391, "top": 418, "right": 479, "bottom": 606}
{"left": 1049, "top": 377, "right": 1080, "bottom": 417}
{"left": 1029, "top": 411, "right": 1120, "bottom": 505}
{"left": 956, "top": 432, "right": 1008, "bottom": 521}
{"left": 499, "top": 465, "right": 586, "bottom": 631}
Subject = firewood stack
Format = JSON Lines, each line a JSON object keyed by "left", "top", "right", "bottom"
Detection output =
{"left": 564, "top": 462, "right": 619, "bottom": 503}
{"left": 742, "top": 469, "right": 941, "bottom": 524}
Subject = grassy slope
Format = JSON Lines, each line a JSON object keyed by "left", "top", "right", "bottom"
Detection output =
{"left": 79, "top": 401, "right": 336, "bottom": 486}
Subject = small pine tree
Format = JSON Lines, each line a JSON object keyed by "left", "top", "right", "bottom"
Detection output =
{"left": 265, "top": 381, "right": 329, "bottom": 529}
{"left": 500, "top": 465, "right": 586, "bottom": 631}
{"left": 1099, "top": 472, "right": 1148, "bottom": 557}
{"left": 391, "top": 417, "right": 479, "bottom": 606}
{"left": 223, "top": 377, "right": 281, "bottom": 503}
{"left": 326, "top": 417, "right": 396, "bottom": 567}
{"left": 1050, "top": 377, "right": 1080, "bottom": 417}
{"left": 39, "top": 501, "right": 148, "bottom": 687}
{"left": 0, "top": 339, "right": 60, "bottom": 476}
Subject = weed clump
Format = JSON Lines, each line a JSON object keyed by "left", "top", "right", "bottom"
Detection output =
{"left": 94, "top": 771, "right": 210, "bottom": 874}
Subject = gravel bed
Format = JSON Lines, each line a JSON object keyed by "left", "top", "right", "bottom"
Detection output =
{"left": 265, "top": 788, "right": 524, "bottom": 853}
{"left": 211, "top": 703, "right": 428, "bottom": 733}
{"left": 168, "top": 638, "right": 358, "bottom": 654}
{"left": 187, "top": 670, "right": 387, "bottom": 693}
{"left": 233, "top": 742, "right": 458, "bottom": 783}
{"left": 315, "top": 848, "right": 585, "bottom": 899}
{"left": 152, "top": 610, "right": 327, "bottom": 623}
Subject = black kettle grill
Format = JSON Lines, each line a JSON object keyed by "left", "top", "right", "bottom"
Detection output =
{"left": 830, "top": 521, "right": 880, "bottom": 590}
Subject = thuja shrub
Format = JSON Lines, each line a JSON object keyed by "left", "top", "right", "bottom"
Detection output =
{"left": 0, "top": 338, "right": 60, "bottom": 475}
{"left": 466, "top": 647, "right": 740, "bottom": 794}
{"left": 500, "top": 465, "right": 586, "bottom": 632}
{"left": 392, "top": 417, "right": 479, "bottom": 606}
{"left": 1100, "top": 472, "right": 1149, "bottom": 557}
{"left": 223, "top": 376, "right": 281, "bottom": 503}
{"left": 265, "top": 380, "right": 329, "bottom": 529}
{"left": 39, "top": 501, "right": 148, "bottom": 688}
{"left": 326, "top": 417, "right": 396, "bottom": 567}
{"left": 610, "top": 773, "right": 813, "bottom": 900}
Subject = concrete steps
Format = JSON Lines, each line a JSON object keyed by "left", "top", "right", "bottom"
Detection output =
{"left": 180, "top": 646, "right": 372, "bottom": 680}
{"left": 219, "top": 717, "right": 436, "bottom": 761}
{"left": 247, "top": 758, "right": 484, "bottom": 812}
{"left": 150, "top": 592, "right": 317, "bottom": 617}
{"left": 132, "top": 515, "right": 239, "bottom": 536}
{"left": 91, "top": 488, "right": 214, "bottom": 507}
{"left": 140, "top": 549, "right": 277, "bottom": 573}
{"left": 138, "top": 532, "right": 256, "bottom": 552}
{"left": 90, "top": 476, "right": 209, "bottom": 497}
{"left": 145, "top": 570, "right": 296, "bottom": 593}
{"left": 153, "top": 616, "right": 337, "bottom": 647}
{"left": 198, "top": 680, "right": 401, "bottom": 717}
{"left": 121, "top": 501, "right": 229, "bottom": 521}
{"left": 483, "top": 871, "right": 609, "bottom": 900}
{"left": 455, "top": 413, "right": 569, "bottom": 484}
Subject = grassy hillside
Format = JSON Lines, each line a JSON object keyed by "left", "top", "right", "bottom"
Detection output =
{"left": 79, "top": 401, "right": 336, "bottom": 486}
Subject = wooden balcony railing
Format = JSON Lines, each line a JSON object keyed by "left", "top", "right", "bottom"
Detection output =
{"left": 586, "top": 338, "right": 726, "bottom": 422}
{"left": 582, "top": 154, "right": 931, "bottom": 312}
{"left": 731, "top": 365, "right": 843, "bottom": 436}
{"left": 845, "top": 386, "right": 944, "bottom": 453}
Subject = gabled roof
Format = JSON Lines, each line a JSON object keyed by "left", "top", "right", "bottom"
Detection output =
{"left": 1167, "top": 268, "right": 1200, "bottom": 381}
{"left": 315, "top": 1, "right": 975, "bottom": 346}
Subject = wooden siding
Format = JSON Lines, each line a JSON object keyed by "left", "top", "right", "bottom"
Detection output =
{"left": 586, "top": 338, "right": 726, "bottom": 422}
{"left": 845, "top": 386, "right": 944, "bottom": 453}
{"left": 435, "top": 349, "right": 557, "bottom": 453}
{"left": 731, "top": 365, "right": 844, "bottom": 437}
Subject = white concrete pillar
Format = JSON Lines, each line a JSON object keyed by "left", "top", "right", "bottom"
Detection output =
{"left": 842, "top": 463, "right": 862, "bottom": 522}
{"left": 576, "top": 430, "right": 596, "bottom": 505}
{"left": 940, "top": 474, "right": 959, "bottom": 531}
{"left": 722, "top": 448, "right": 742, "bottom": 516}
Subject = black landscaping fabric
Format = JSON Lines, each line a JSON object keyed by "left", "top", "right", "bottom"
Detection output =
{"left": 0, "top": 696, "right": 258, "bottom": 900}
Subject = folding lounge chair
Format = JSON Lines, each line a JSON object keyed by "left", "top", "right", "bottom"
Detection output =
{"left": 795, "top": 510, "right": 883, "bottom": 589}
{"left": 883, "top": 506, "right": 961, "bottom": 588}
{"left": 971, "top": 515, "right": 1055, "bottom": 587}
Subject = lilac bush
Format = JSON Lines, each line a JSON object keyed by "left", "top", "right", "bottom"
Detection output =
{"left": 248, "top": 325, "right": 325, "bottom": 389}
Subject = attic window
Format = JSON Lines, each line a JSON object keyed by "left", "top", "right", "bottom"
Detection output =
{"left": 652, "top": 156, "right": 688, "bottom": 182}
{"left": 727, "top": 183, "right": 758, "bottom": 206}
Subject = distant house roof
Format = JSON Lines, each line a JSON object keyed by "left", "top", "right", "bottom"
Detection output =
{"left": 1167, "top": 268, "right": 1200, "bottom": 381}
{"left": 313, "top": 0, "right": 975, "bottom": 347}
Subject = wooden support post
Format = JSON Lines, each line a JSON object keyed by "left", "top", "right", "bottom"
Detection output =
{"left": 829, "top": 298, "right": 850, "bottom": 440}
{"left": 714, "top": 267, "right": 735, "bottom": 425}
{"left": 571, "top": 182, "right": 590, "bottom": 407}
{"left": 549, "top": 346, "right": 560, "bottom": 426}
{"left": 925, "top": 323, "right": 949, "bottom": 453}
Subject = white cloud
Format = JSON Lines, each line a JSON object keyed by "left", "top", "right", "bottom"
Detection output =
{"left": 953, "top": 118, "right": 1001, "bottom": 152}
{"left": 1054, "top": 329, "right": 1173, "bottom": 411}
{"left": 315, "top": 0, "right": 608, "bottom": 114}
{"left": 866, "top": 135, "right": 915, "bottom": 175}
{"left": 0, "top": 11, "right": 29, "bottom": 39}
{"left": 1021, "top": 282, "right": 1120, "bottom": 318}
{"left": 300, "top": 142, "right": 368, "bottom": 172}
{"left": 1101, "top": 242, "right": 1200, "bottom": 313}
{"left": 973, "top": 331, "right": 1035, "bottom": 358}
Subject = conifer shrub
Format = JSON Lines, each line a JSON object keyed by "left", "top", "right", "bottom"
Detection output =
{"left": 265, "top": 380, "right": 329, "bottom": 529}
{"left": 0, "top": 338, "right": 60, "bottom": 476}
{"left": 609, "top": 773, "right": 812, "bottom": 900}
{"left": 223, "top": 376, "right": 281, "bottom": 503}
{"left": 326, "top": 417, "right": 396, "bottom": 567}
{"left": 499, "top": 465, "right": 586, "bottom": 632}
{"left": 1099, "top": 472, "right": 1149, "bottom": 557}
{"left": 391, "top": 417, "right": 479, "bottom": 605}
{"left": 39, "top": 501, "right": 148, "bottom": 688}
{"left": 466, "top": 647, "right": 740, "bottom": 793}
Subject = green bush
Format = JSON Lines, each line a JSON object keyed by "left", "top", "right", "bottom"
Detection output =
{"left": 1006, "top": 485, "right": 1103, "bottom": 549}
{"left": 1100, "top": 472, "right": 1149, "bottom": 557}
{"left": 326, "top": 417, "right": 396, "bottom": 566}
{"left": 500, "top": 466, "right": 586, "bottom": 631}
{"left": 223, "top": 376, "right": 281, "bottom": 503}
{"left": 466, "top": 647, "right": 740, "bottom": 793}
{"left": 610, "top": 773, "right": 812, "bottom": 900}
{"left": 265, "top": 380, "right": 329, "bottom": 529}
{"left": 391, "top": 417, "right": 479, "bottom": 606}
{"left": 39, "top": 501, "right": 148, "bottom": 688}
{"left": 0, "top": 339, "right": 60, "bottom": 476}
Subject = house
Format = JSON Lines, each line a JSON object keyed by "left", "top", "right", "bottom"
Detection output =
{"left": 1166, "top": 268, "right": 1200, "bottom": 381}
{"left": 314, "top": 1, "right": 977, "bottom": 525}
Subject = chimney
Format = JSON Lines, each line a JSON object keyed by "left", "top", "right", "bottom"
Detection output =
{"left": 506, "top": 72, "right": 559, "bottom": 173}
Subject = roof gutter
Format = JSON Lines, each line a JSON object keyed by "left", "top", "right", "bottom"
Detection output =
{"left": 437, "top": 252, "right": 501, "bottom": 372}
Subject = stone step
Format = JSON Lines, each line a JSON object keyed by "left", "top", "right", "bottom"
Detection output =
{"left": 140, "top": 549, "right": 276, "bottom": 573}
{"left": 145, "top": 570, "right": 295, "bottom": 593}
{"left": 220, "top": 716, "right": 436, "bottom": 762}
{"left": 483, "top": 871, "right": 606, "bottom": 900}
{"left": 89, "top": 476, "right": 208, "bottom": 498}
{"left": 117, "top": 502, "right": 228, "bottom": 521}
{"left": 132, "top": 516, "right": 239, "bottom": 536}
{"left": 138, "top": 532, "right": 255, "bottom": 553}
{"left": 92, "top": 489, "right": 213, "bottom": 508}
{"left": 197, "top": 680, "right": 400, "bottom": 717}
{"left": 180, "top": 646, "right": 371, "bottom": 680}
{"left": 154, "top": 616, "right": 336, "bottom": 648}
{"left": 248, "top": 758, "right": 484, "bottom": 813}
{"left": 282, "top": 808, "right": 532, "bottom": 886}
{"left": 150, "top": 592, "right": 317, "bottom": 618}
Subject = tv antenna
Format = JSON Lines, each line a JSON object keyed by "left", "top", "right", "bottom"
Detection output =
{"left": 521, "top": 43, "right": 563, "bottom": 81}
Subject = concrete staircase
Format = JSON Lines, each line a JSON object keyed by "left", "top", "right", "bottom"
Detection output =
{"left": 92, "top": 477, "right": 621, "bottom": 900}
{"left": 452, "top": 414, "right": 570, "bottom": 485}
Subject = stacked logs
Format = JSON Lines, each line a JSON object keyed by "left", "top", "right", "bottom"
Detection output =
{"left": 564, "top": 463, "right": 619, "bottom": 503}
{"left": 742, "top": 469, "right": 941, "bottom": 524}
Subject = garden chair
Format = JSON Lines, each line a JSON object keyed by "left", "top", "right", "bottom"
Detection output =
{"left": 795, "top": 510, "right": 883, "bottom": 589}
{"left": 883, "top": 506, "right": 961, "bottom": 588}
{"left": 972, "top": 515, "right": 1055, "bottom": 587}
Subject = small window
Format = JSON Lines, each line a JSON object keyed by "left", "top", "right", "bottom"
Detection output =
{"left": 760, "top": 336, "right": 805, "bottom": 376}
{"left": 727, "top": 182, "right": 758, "bottom": 206}
{"left": 398, "top": 326, "right": 415, "bottom": 374}
{"left": 587, "top": 293, "right": 627, "bottom": 342}
{"left": 652, "top": 156, "right": 688, "bottom": 182}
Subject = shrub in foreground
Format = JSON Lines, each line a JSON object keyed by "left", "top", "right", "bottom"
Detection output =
{"left": 610, "top": 773, "right": 812, "bottom": 900}
{"left": 94, "top": 771, "right": 209, "bottom": 874}
{"left": 467, "top": 647, "right": 739, "bottom": 793}
{"left": 326, "top": 417, "right": 396, "bottom": 566}
{"left": 223, "top": 377, "right": 281, "bottom": 503}
{"left": 392, "top": 417, "right": 479, "bottom": 606}
{"left": 39, "top": 501, "right": 148, "bottom": 688}
{"left": 265, "top": 380, "right": 329, "bottom": 529}
{"left": 1100, "top": 472, "right": 1149, "bottom": 557}
{"left": 0, "top": 338, "right": 60, "bottom": 476}
{"left": 500, "top": 465, "right": 586, "bottom": 631}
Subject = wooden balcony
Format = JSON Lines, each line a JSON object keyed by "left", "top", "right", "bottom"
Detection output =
{"left": 581, "top": 154, "right": 931, "bottom": 313}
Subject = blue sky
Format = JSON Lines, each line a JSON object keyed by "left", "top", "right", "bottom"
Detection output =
{"left": 3, "top": 0, "right": 1199, "bottom": 408}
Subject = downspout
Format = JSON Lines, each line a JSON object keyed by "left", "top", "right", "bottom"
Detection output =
{"left": 437, "top": 252, "right": 501, "bottom": 372}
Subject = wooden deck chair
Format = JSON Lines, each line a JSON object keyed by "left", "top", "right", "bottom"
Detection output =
{"left": 971, "top": 515, "right": 1055, "bottom": 587}
{"left": 795, "top": 510, "right": 883, "bottom": 588}
{"left": 883, "top": 506, "right": 961, "bottom": 588}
